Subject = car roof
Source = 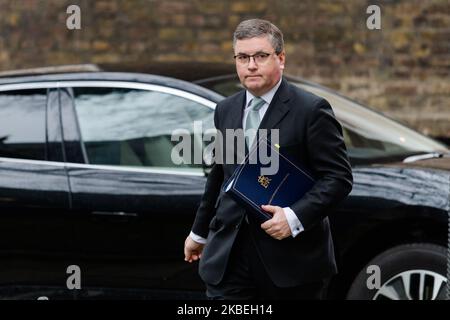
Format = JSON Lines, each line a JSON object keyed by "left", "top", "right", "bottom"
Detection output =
{"left": 0, "top": 66, "right": 224, "bottom": 103}
{"left": 99, "top": 61, "right": 237, "bottom": 81}
{"left": 0, "top": 64, "right": 101, "bottom": 78}
{"left": 0, "top": 62, "right": 237, "bottom": 82}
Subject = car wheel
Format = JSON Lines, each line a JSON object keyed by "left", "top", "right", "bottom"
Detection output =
{"left": 346, "top": 243, "right": 448, "bottom": 300}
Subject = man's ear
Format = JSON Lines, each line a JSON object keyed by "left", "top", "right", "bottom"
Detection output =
{"left": 278, "top": 51, "right": 286, "bottom": 70}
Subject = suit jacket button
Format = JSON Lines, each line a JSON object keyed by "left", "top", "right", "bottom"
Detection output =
{"left": 235, "top": 223, "right": 240, "bottom": 229}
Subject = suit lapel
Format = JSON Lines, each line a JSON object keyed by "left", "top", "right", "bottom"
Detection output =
{"left": 222, "top": 91, "right": 247, "bottom": 164}
{"left": 228, "top": 91, "right": 246, "bottom": 131}
{"left": 258, "top": 78, "right": 291, "bottom": 132}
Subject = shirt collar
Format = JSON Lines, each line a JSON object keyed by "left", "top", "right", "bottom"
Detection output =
{"left": 245, "top": 77, "right": 283, "bottom": 108}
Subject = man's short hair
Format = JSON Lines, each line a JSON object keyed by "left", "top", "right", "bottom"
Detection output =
{"left": 233, "top": 19, "right": 284, "bottom": 54}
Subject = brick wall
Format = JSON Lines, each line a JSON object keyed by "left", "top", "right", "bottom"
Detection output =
{"left": 0, "top": 0, "right": 448, "bottom": 138}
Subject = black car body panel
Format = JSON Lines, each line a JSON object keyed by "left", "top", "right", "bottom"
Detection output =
{"left": 0, "top": 68, "right": 448, "bottom": 299}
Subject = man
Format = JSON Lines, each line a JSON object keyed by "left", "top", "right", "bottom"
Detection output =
{"left": 184, "top": 19, "right": 353, "bottom": 299}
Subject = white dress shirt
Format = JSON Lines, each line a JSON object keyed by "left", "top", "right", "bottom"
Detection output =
{"left": 190, "top": 78, "right": 304, "bottom": 244}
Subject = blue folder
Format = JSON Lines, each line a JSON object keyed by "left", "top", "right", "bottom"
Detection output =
{"left": 223, "top": 138, "right": 316, "bottom": 222}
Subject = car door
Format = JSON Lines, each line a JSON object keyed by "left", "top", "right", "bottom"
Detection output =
{"left": 0, "top": 85, "right": 73, "bottom": 290}
{"left": 59, "top": 81, "right": 215, "bottom": 295}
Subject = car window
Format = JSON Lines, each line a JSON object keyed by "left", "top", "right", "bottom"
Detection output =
{"left": 0, "top": 89, "right": 47, "bottom": 161}
{"left": 72, "top": 87, "right": 214, "bottom": 171}
{"left": 294, "top": 83, "right": 449, "bottom": 162}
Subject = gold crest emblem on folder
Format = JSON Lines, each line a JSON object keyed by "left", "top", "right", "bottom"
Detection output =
{"left": 258, "top": 175, "right": 271, "bottom": 189}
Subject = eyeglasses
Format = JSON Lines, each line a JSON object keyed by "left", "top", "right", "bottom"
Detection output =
{"left": 233, "top": 52, "right": 277, "bottom": 65}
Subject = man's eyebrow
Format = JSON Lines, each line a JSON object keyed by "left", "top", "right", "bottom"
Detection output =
{"left": 236, "top": 50, "right": 268, "bottom": 56}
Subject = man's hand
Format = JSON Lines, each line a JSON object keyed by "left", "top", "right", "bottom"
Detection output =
{"left": 184, "top": 235, "right": 205, "bottom": 263}
{"left": 260, "top": 205, "right": 292, "bottom": 240}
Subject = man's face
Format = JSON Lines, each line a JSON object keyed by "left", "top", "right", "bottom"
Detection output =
{"left": 234, "top": 36, "right": 285, "bottom": 97}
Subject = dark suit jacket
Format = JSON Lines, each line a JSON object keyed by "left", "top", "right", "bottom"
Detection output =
{"left": 191, "top": 78, "right": 353, "bottom": 287}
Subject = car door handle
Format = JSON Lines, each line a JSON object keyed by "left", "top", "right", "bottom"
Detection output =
{"left": 92, "top": 211, "right": 138, "bottom": 217}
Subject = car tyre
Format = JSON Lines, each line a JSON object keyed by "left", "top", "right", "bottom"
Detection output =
{"left": 346, "top": 243, "right": 447, "bottom": 300}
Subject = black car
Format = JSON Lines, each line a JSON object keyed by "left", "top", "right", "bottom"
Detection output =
{"left": 0, "top": 65, "right": 448, "bottom": 300}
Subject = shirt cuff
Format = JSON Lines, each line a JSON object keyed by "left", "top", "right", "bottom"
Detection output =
{"left": 283, "top": 207, "right": 304, "bottom": 238}
{"left": 189, "top": 231, "right": 207, "bottom": 244}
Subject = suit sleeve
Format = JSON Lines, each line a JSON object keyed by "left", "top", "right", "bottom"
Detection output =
{"left": 291, "top": 98, "right": 353, "bottom": 230}
{"left": 191, "top": 103, "right": 224, "bottom": 238}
